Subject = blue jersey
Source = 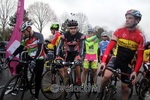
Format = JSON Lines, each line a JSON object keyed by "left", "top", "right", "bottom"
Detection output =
{"left": 99, "top": 40, "right": 109, "bottom": 56}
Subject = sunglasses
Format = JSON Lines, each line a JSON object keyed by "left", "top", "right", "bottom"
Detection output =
{"left": 69, "top": 27, "right": 77, "bottom": 30}
{"left": 88, "top": 32, "right": 93, "bottom": 34}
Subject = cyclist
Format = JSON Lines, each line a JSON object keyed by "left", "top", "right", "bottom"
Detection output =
{"left": 56, "top": 19, "right": 85, "bottom": 85}
{"left": 143, "top": 41, "right": 150, "bottom": 97}
{"left": 7, "top": 21, "right": 46, "bottom": 100}
{"left": 143, "top": 41, "right": 150, "bottom": 73}
{"left": 97, "top": 9, "right": 145, "bottom": 100}
{"left": 99, "top": 32, "right": 111, "bottom": 63}
{"left": 47, "top": 24, "right": 61, "bottom": 53}
{"left": 81, "top": 28, "right": 99, "bottom": 89}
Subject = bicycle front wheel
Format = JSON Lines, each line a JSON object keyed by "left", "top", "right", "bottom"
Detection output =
{"left": 139, "top": 78, "right": 148, "bottom": 100}
{"left": 103, "top": 86, "right": 114, "bottom": 100}
{"left": 0, "top": 75, "right": 24, "bottom": 100}
{"left": 41, "top": 70, "right": 64, "bottom": 100}
{"left": 135, "top": 71, "right": 143, "bottom": 95}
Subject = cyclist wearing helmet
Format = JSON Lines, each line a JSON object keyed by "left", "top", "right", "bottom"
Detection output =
{"left": 82, "top": 28, "right": 99, "bottom": 89}
{"left": 143, "top": 42, "right": 150, "bottom": 74}
{"left": 97, "top": 9, "right": 145, "bottom": 100}
{"left": 7, "top": 21, "right": 46, "bottom": 100}
{"left": 47, "top": 24, "right": 61, "bottom": 51}
{"left": 99, "top": 32, "right": 110, "bottom": 63}
{"left": 56, "top": 19, "right": 85, "bottom": 85}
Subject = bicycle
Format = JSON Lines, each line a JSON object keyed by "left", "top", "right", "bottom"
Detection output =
{"left": 98, "top": 67, "right": 134, "bottom": 100}
{"left": 0, "top": 51, "right": 35, "bottom": 100}
{"left": 41, "top": 55, "right": 64, "bottom": 100}
{"left": 138, "top": 63, "right": 150, "bottom": 100}
{"left": 62, "top": 61, "right": 82, "bottom": 100}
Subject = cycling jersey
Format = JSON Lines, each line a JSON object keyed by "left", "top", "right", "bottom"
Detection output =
{"left": 99, "top": 40, "right": 109, "bottom": 56}
{"left": 84, "top": 35, "right": 99, "bottom": 60}
{"left": 113, "top": 27, "right": 145, "bottom": 64}
{"left": 47, "top": 31, "right": 61, "bottom": 49}
{"left": 102, "top": 27, "right": 145, "bottom": 73}
{"left": 84, "top": 35, "right": 98, "bottom": 69}
{"left": 143, "top": 49, "right": 150, "bottom": 63}
{"left": 13, "top": 32, "right": 46, "bottom": 60}
{"left": 56, "top": 31, "right": 85, "bottom": 59}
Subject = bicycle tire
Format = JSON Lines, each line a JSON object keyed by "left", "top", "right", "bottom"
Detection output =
{"left": 41, "top": 70, "right": 64, "bottom": 100}
{"left": 0, "top": 75, "right": 24, "bottom": 100}
{"left": 0, "top": 65, "right": 3, "bottom": 80}
{"left": 139, "top": 78, "right": 149, "bottom": 100}
{"left": 86, "top": 70, "right": 93, "bottom": 97}
{"left": 135, "top": 71, "right": 143, "bottom": 95}
{"left": 65, "top": 75, "right": 73, "bottom": 100}
{"left": 29, "top": 72, "right": 35, "bottom": 95}
{"left": 103, "top": 86, "right": 114, "bottom": 100}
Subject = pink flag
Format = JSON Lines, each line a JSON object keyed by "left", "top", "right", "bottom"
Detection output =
{"left": 6, "top": 0, "right": 24, "bottom": 75}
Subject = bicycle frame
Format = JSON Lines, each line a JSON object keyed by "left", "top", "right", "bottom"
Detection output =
{"left": 102, "top": 67, "right": 134, "bottom": 100}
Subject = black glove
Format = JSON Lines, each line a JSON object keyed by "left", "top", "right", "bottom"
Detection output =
{"left": 30, "top": 60, "right": 36, "bottom": 69}
{"left": 6, "top": 55, "right": 14, "bottom": 62}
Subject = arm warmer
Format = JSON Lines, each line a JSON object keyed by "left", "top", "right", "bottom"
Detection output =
{"left": 13, "top": 45, "right": 24, "bottom": 56}
{"left": 56, "top": 38, "right": 64, "bottom": 57}
{"left": 34, "top": 43, "right": 44, "bottom": 59}
{"left": 134, "top": 49, "right": 144, "bottom": 73}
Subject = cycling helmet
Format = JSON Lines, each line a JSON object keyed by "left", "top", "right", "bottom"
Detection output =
{"left": 145, "top": 41, "right": 150, "bottom": 49}
{"left": 125, "top": 9, "right": 142, "bottom": 21}
{"left": 88, "top": 28, "right": 94, "bottom": 33}
{"left": 67, "top": 19, "right": 78, "bottom": 27}
{"left": 20, "top": 21, "right": 31, "bottom": 32}
{"left": 50, "top": 24, "right": 59, "bottom": 30}
{"left": 101, "top": 32, "right": 108, "bottom": 37}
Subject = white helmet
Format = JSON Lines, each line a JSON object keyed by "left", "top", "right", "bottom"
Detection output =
{"left": 101, "top": 32, "right": 108, "bottom": 37}
{"left": 88, "top": 28, "right": 94, "bottom": 33}
{"left": 20, "top": 21, "right": 31, "bottom": 32}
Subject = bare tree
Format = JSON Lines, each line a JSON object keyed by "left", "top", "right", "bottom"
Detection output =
{"left": 60, "top": 12, "right": 89, "bottom": 34}
{"left": 27, "top": 2, "right": 57, "bottom": 33}
{"left": 0, "top": 0, "right": 16, "bottom": 40}
{"left": 75, "top": 13, "right": 89, "bottom": 34}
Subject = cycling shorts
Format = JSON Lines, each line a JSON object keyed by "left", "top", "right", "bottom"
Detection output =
{"left": 107, "top": 56, "right": 132, "bottom": 84}
{"left": 65, "top": 51, "right": 79, "bottom": 62}
{"left": 83, "top": 59, "right": 98, "bottom": 69}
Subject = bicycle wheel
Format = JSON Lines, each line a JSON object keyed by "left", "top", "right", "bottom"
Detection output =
{"left": 86, "top": 70, "right": 93, "bottom": 97}
{"left": 29, "top": 72, "right": 35, "bottom": 95}
{"left": 65, "top": 75, "right": 73, "bottom": 100}
{"left": 0, "top": 75, "right": 24, "bottom": 100}
{"left": 103, "top": 86, "right": 114, "bottom": 100}
{"left": 41, "top": 70, "right": 64, "bottom": 100}
{"left": 139, "top": 78, "right": 148, "bottom": 100}
{"left": 0, "top": 65, "right": 3, "bottom": 80}
{"left": 135, "top": 71, "right": 143, "bottom": 95}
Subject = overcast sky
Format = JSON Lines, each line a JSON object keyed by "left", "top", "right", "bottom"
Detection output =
{"left": 24, "top": 0, "right": 150, "bottom": 41}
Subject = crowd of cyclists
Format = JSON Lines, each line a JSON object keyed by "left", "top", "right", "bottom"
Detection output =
{"left": 2, "top": 9, "right": 150, "bottom": 100}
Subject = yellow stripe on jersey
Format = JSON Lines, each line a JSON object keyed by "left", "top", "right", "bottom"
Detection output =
{"left": 117, "top": 38, "right": 138, "bottom": 50}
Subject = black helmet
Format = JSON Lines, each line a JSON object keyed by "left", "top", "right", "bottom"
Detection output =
{"left": 67, "top": 19, "right": 78, "bottom": 27}
{"left": 145, "top": 41, "right": 150, "bottom": 49}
